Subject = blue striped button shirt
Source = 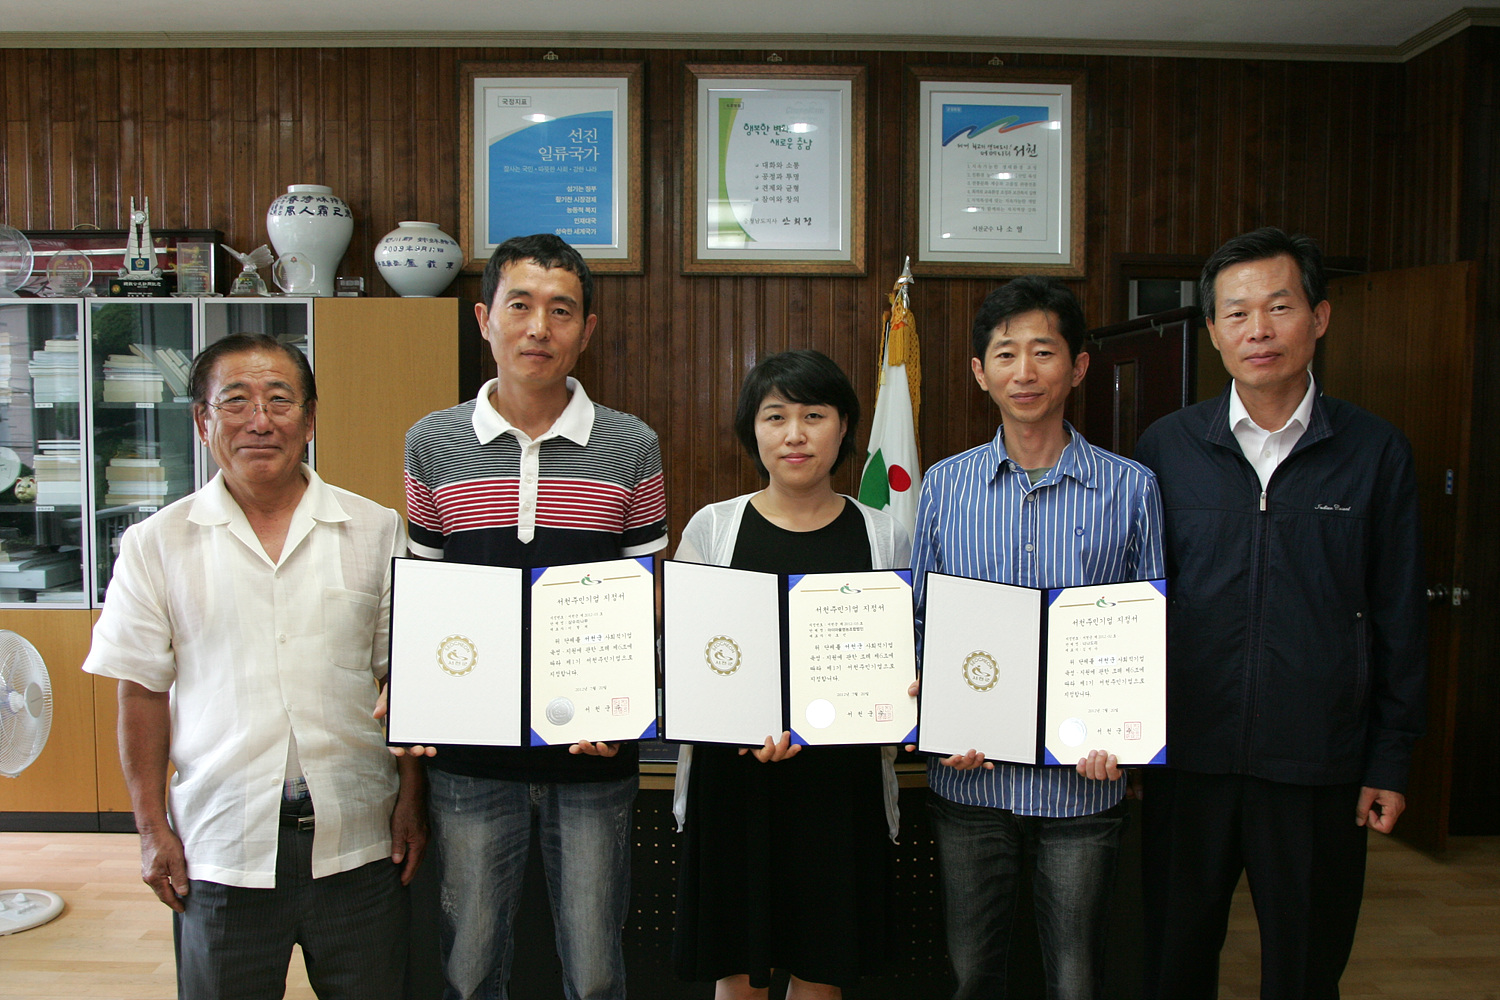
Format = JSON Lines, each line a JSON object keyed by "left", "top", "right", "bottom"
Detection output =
{"left": 915, "top": 422, "right": 1165, "bottom": 817}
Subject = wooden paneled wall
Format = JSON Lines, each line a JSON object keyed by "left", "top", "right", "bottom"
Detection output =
{"left": 1, "top": 44, "right": 1412, "bottom": 548}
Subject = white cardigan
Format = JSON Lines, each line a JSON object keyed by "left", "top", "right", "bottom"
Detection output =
{"left": 671, "top": 493, "right": 913, "bottom": 840}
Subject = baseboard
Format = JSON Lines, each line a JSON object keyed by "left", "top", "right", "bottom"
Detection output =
{"left": 0, "top": 812, "right": 138, "bottom": 833}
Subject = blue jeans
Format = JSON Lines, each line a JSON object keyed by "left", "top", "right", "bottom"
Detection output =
{"left": 929, "top": 793, "right": 1125, "bottom": 1000}
{"left": 428, "top": 770, "right": 637, "bottom": 1000}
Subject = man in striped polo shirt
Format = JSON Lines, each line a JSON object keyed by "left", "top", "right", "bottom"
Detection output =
{"left": 911, "top": 276, "right": 1163, "bottom": 1000}
{"left": 402, "top": 234, "right": 668, "bottom": 1000}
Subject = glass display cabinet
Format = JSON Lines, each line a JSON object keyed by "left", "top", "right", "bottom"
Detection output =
{"left": 0, "top": 299, "right": 89, "bottom": 608}
{"left": 0, "top": 295, "right": 427, "bottom": 612}
{"left": 86, "top": 298, "right": 198, "bottom": 605}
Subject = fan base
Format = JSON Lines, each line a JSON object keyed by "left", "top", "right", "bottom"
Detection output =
{"left": 0, "top": 889, "right": 63, "bottom": 935}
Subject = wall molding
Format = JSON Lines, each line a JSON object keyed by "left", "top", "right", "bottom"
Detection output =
{"left": 2, "top": 8, "right": 1498, "bottom": 61}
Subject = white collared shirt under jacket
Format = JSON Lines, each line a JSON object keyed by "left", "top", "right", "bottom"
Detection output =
{"left": 1228, "top": 373, "right": 1318, "bottom": 489}
{"left": 84, "top": 467, "right": 406, "bottom": 888}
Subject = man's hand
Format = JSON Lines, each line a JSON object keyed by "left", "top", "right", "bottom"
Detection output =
{"left": 739, "top": 731, "right": 802, "bottom": 763}
{"left": 118, "top": 681, "right": 186, "bottom": 910}
{"left": 939, "top": 749, "right": 993, "bottom": 771}
{"left": 139, "top": 825, "right": 190, "bottom": 912}
{"left": 1075, "top": 749, "right": 1122, "bottom": 782}
{"left": 390, "top": 758, "right": 429, "bottom": 885}
{"left": 373, "top": 683, "right": 437, "bottom": 757}
{"left": 1356, "top": 786, "right": 1406, "bottom": 834}
{"left": 570, "top": 740, "right": 620, "bottom": 757}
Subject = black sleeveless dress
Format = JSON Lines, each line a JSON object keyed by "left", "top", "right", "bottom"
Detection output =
{"left": 673, "top": 500, "right": 892, "bottom": 989}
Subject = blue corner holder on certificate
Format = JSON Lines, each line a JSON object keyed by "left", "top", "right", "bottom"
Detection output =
{"left": 917, "top": 574, "right": 1168, "bottom": 766}
{"left": 660, "top": 561, "right": 918, "bottom": 748}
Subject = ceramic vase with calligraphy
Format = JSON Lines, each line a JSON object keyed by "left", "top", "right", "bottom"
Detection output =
{"left": 265, "top": 184, "right": 353, "bottom": 296}
{"left": 373, "top": 222, "right": 464, "bottom": 297}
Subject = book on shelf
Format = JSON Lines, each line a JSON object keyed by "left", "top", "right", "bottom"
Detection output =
{"left": 101, "top": 381, "right": 166, "bottom": 403}
{"left": 103, "top": 449, "right": 191, "bottom": 505}
{"left": 35, "top": 589, "right": 86, "bottom": 604}
{"left": 128, "top": 343, "right": 190, "bottom": 397}
{"left": 27, "top": 342, "right": 81, "bottom": 402}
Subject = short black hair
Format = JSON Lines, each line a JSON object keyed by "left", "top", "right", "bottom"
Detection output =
{"left": 189, "top": 333, "right": 316, "bottom": 407}
{"left": 970, "top": 277, "right": 1087, "bottom": 361}
{"left": 480, "top": 233, "right": 594, "bottom": 317}
{"left": 733, "top": 350, "right": 861, "bottom": 478}
{"left": 1200, "top": 227, "right": 1326, "bottom": 321}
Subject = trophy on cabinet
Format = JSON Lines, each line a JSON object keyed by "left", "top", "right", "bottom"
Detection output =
{"left": 108, "top": 197, "right": 170, "bottom": 297}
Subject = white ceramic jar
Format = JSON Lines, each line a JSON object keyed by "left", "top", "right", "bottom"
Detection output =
{"left": 373, "top": 222, "right": 464, "bottom": 297}
{"left": 265, "top": 184, "right": 353, "bottom": 297}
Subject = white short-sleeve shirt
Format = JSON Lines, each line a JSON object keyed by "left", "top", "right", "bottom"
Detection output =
{"left": 84, "top": 467, "right": 406, "bottom": 888}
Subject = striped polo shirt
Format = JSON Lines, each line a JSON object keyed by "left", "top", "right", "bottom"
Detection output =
{"left": 914, "top": 422, "right": 1164, "bottom": 816}
{"left": 404, "top": 377, "right": 668, "bottom": 781}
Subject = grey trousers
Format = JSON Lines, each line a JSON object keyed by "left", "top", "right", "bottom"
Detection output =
{"left": 173, "top": 812, "right": 408, "bottom": 1000}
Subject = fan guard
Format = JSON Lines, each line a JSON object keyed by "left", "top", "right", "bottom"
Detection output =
{"left": 0, "top": 630, "right": 51, "bottom": 779}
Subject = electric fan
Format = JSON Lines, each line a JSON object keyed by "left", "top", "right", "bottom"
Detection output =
{"left": 0, "top": 629, "right": 64, "bottom": 935}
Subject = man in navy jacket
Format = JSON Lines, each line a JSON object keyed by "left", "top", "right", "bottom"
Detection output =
{"left": 1134, "top": 227, "right": 1426, "bottom": 1000}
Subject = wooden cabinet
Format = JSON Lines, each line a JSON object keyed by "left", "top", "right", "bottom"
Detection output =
{"left": 313, "top": 297, "right": 458, "bottom": 520}
{"left": 0, "top": 609, "right": 97, "bottom": 816}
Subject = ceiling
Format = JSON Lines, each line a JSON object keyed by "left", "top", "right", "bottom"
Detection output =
{"left": 0, "top": 1, "right": 1493, "bottom": 56}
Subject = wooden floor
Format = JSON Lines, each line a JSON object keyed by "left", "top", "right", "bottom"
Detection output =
{"left": 0, "top": 831, "right": 1495, "bottom": 999}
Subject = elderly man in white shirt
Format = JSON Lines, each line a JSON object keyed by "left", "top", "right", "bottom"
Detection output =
{"left": 84, "top": 333, "right": 426, "bottom": 1000}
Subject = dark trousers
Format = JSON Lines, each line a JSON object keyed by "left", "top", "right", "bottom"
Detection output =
{"left": 930, "top": 794, "right": 1126, "bottom": 1000}
{"left": 1141, "top": 770, "right": 1368, "bottom": 1000}
{"left": 173, "top": 807, "right": 408, "bottom": 1000}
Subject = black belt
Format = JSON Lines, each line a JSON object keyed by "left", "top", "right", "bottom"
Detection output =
{"left": 280, "top": 798, "right": 315, "bottom": 831}
{"left": 280, "top": 812, "right": 316, "bottom": 831}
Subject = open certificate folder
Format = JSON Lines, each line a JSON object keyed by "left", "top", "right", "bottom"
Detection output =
{"left": 385, "top": 556, "right": 659, "bottom": 748}
{"left": 917, "top": 575, "right": 1167, "bottom": 766}
{"left": 661, "top": 561, "right": 918, "bottom": 747}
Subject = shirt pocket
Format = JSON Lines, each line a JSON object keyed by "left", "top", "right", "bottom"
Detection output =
{"left": 323, "top": 587, "right": 380, "bottom": 672}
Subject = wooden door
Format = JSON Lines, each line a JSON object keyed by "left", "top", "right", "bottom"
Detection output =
{"left": 1322, "top": 262, "right": 1476, "bottom": 854}
{"left": 1079, "top": 307, "right": 1200, "bottom": 457}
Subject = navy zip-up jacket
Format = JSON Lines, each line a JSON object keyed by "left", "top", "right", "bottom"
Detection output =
{"left": 1135, "top": 385, "right": 1426, "bottom": 793}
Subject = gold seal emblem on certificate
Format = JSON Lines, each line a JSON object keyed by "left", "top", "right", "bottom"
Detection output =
{"left": 704, "top": 635, "right": 741, "bottom": 676}
{"left": 962, "top": 650, "right": 999, "bottom": 692}
{"left": 436, "top": 634, "right": 478, "bottom": 676}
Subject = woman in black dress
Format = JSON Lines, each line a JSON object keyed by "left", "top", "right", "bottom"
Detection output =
{"left": 672, "top": 350, "right": 910, "bottom": 1000}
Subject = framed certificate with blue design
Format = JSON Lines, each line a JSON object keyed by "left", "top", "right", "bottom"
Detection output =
{"left": 907, "top": 67, "right": 1086, "bottom": 277}
{"left": 916, "top": 574, "right": 1167, "bottom": 766}
{"left": 661, "top": 561, "right": 918, "bottom": 747}
{"left": 460, "top": 62, "right": 644, "bottom": 274}
{"left": 682, "top": 64, "right": 866, "bottom": 275}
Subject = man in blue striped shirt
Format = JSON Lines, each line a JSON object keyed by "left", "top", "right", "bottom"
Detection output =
{"left": 912, "top": 276, "right": 1164, "bottom": 1000}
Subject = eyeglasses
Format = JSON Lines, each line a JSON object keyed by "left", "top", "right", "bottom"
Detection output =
{"left": 206, "top": 397, "right": 307, "bottom": 422}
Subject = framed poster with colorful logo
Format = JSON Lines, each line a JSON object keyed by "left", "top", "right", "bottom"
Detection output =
{"left": 460, "top": 62, "right": 644, "bottom": 274}
{"left": 906, "top": 67, "right": 1086, "bottom": 277}
{"left": 661, "top": 561, "right": 917, "bottom": 747}
{"left": 916, "top": 573, "right": 1167, "bottom": 765}
{"left": 386, "top": 556, "right": 657, "bottom": 748}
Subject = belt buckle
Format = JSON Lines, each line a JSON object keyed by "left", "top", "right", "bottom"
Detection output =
{"left": 296, "top": 814, "right": 316, "bottom": 832}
